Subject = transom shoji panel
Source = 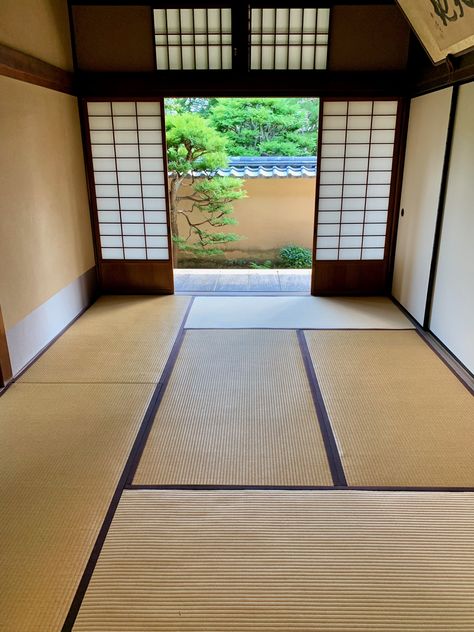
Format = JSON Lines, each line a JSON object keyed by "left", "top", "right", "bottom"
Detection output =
{"left": 316, "top": 100, "right": 398, "bottom": 261}
{"left": 87, "top": 101, "right": 169, "bottom": 261}
{"left": 154, "top": 8, "right": 232, "bottom": 70}
{"left": 250, "top": 8, "right": 330, "bottom": 70}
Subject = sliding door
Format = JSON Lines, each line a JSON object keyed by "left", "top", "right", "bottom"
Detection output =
{"left": 312, "top": 98, "right": 404, "bottom": 295}
{"left": 84, "top": 99, "right": 173, "bottom": 293}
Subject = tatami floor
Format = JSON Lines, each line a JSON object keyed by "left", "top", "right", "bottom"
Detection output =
{"left": 1, "top": 295, "right": 474, "bottom": 631}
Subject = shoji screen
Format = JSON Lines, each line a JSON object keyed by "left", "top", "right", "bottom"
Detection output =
{"left": 250, "top": 8, "right": 330, "bottom": 70}
{"left": 312, "top": 99, "right": 401, "bottom": 295}
{"left": 154, "top": 8, "right": 232, "bottom": 70}
{"left": 85, "top": 100, "right": 173, "bottom": 293}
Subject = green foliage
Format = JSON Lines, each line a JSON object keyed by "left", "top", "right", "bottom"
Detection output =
{"left": 165, "top": 97, "right": 217, "bottom": 117}
{"left": 165, "top": 112, "right": 246, "bottom": 258}
{"left": 249, "top": 260, "right": 273, "bottom": 269}
{"left": 208, "top": 98, "right": 319, "bottom": 156}
{"left": 165, "top": 97, "right": 319, "bottom": 157}
{"left": 166, "top": 113, "right": 228, "bottom": 175}
{"left": 279, "top": 246, "right": 312, "bottom": 269}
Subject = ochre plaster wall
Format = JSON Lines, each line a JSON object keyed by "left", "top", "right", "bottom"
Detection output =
{"left": 0, "top": 0, "right": 73, "bottom": 70}
{"left": 0, "top": 75, "right": 95, "bottom": 329}
{"left": 176, "top": 177, "right": 315, "bottom": 255}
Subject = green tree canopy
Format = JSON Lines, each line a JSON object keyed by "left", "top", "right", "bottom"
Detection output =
{"left": 207, "top": 98, "right": 319, "bottom": 156}
{"left": 165, "top": 113, "right": 246, "bottom": 261}
{"left": 165, "top": 97, "right": 319, "bottom": 157}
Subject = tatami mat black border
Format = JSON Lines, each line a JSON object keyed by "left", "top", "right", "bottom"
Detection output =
{"left": 61, "top": 296, "right": 194, "bottom": 632}
{"left": 297, "top": 329, "right": 347, "bottom": 487}
{"left": 126, "top": 484, "right": 474, "bottom": 493}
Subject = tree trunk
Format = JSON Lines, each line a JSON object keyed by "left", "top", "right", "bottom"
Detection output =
{"left": 169, "top": 176, "right": 180, "bottom": 268}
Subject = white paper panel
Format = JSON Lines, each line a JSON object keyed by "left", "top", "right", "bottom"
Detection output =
{"left": 112, "top": 103, "right": 135, "bottom": 115}
{"left": 124, "top": 248, "right": 146, "bottom": 260}
{"left": 89, "top": 117, "right": 112, "bottom": 130}
{"left": 88, "top": 102, "right": 111, "bottom": 115}
{"left": 342, "top": 198, "right": 365, "bottom": 211}
{"left": 144, "top": 211, "right": 167, "bottom": 223}
{"left": 319, "top": 172, "right": 344, "bottom": 185}
{"left": 121, "top": 198, "right": 143, "bottom": 211}
{"left": 323, "top": 116, "right": 347, "bottom": 130}
{"left": 363, "top": 235, "right": 386, "bottom": 248}
{"left": 341, "top": 223, "right": 363, "bottom": 236}
{"left": 339, "top": 249, "right": 361, "bottom": 260}
{"left": 340, "top": 236, "right": 362, "bottom": 248}
{"left": 317, "top": 211, "right": 341, "bottom": 223}
{"left": 94, "top": 172, "right": 117, "bottom": 185}
{"left": 99, "top": 223, "right": 122, "bottom": 236}
{"left": 141, "top": 172, "right": 164, "bottom": 185}
{"left": 323, "top": 102, "right": 347, "bottom": 115}
{"left": 147, "top": 248, "right": 169, "bottom": 259}
{"left": 341, "top": 211, "right": 364, "bottom": 223}
{"left": 137, "top": 102, "right": 161, "bottom": 116}
{"left": 348, "top": 102, "right": 372, "bottom": 115}
{"left": 143, "top": 199, "right": 167, "bottom": 211}
{"left": 362, "top": 248, "right": 384, "bottom": 260}
{"left": 102, "top": 248, "right": 123, "bottom": 259}
{"left": 115, "top": 145, "right": 139, "bottom": 158}
{"left": 364, "top": 223, "right": 387, "bottom": 236}
{"left": 98, "top": 211, "right": 120, "bottom": 223}
{"left": 118, "top": 172, "right": 140, "bottom": 185}
{"left": 139, "top": 146, "right": 163, "bottom": 159}
{"left": 345, "top": 144, "right": 370, "bottom": 158}
{"left": 146, "top": 236, "right": 169, "bottom": 248}
{"left": 88, "top": 100, "right": 169, "bottom": 262}
{"left": 317, "top": 224, "right": 340, "bottom": 237}
{"left": 96, "top": 199, "right": 119, "bottom": 211}
{"left": 316, "top": 248, "right": 338, "bottom": 260}
{"left": 344, "top": 171, "right": 367, "bottom": 185}
{"left": 122, "top": 224, "right": 145, "bottom": 236}
{"left": 317, "top": 236, "right": 339, "bottom": 249}
{"left": 100, "top": 235, "right": 122, "bottom": 248}
{"left": 373, "top": 101, "right": 398, "bottom": 115}
{"left": 123, "top": 236, "right": 146, "bottom": 248}
{"left": 91, "top": 145, "right": 115, "bottom": 158}
{"left": 120, "top": 211, "right": 143, "bottom": 223}
{"left": 145, "top": 224, "right": 168, "bottom": 236}
{"left": 90, "top": 130, "right": 114, "bottom": 144}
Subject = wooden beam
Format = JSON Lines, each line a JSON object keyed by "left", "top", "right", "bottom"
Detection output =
{"left": 0, "top": 43, "right": 75, "bottom": 95}
{"left": 0, "top": 306, "right": 12, "bottom": 386}
{"left": 76, "top": 70, "right": 410, "bottom": 98}
{"left": 412, "top": 51, "right": 474, "bottom": 96}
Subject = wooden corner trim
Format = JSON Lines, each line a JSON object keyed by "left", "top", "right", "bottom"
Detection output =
{"left": 0, "top": 43, "right": 75, "bottom": 95}
{"left": 0, "top": 306, "right": 12, "bottom": 386}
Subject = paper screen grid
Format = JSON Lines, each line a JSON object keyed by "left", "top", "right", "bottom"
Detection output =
{"left": 154, "top": 8, "right": 232, "bottom": 70}
{"left": 250, "top": 7, "right": 330, "bottom": 70}
{"left": 87, "top": 101, "right": 169, "bottom": 261}
{"left": 316, "top": 100, "right": 398, "bottom": 261}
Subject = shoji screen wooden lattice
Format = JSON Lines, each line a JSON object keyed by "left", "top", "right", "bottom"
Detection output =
{"left": 85, "top": 100, "right": 174, "bottom": 293}
{"left": 312, "top": 99, "right": 402, "bottom": 295}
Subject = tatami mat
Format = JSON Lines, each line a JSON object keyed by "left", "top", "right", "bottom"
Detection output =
{"left": 74, "top": 489, "right": 474, "bottom": 630}
{"left": 0, "top": 382, "right": 154, "bottom": 632}
{"left": 185, "top": 295, "right": 414, "bottom": 329}
{"left": 305, "top": 330, "right": 474, "bottom": 487}
{"left": 20, "top": 295, "right": 190, "bottom": 384}
{"left": 134, "top": 330, "right": 332, "bottom": 486}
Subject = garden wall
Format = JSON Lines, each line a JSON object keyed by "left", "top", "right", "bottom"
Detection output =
{"left": 176, "top": 177, "right": 315, "bottom": 265}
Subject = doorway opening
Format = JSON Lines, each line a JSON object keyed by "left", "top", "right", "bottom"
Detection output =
{"left": 164, "top": 97, "right": 319, "bottom": 294}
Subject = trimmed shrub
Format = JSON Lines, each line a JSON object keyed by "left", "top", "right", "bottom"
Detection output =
{"left": 279, "top": 246, "right": 312, "bottom": 269}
